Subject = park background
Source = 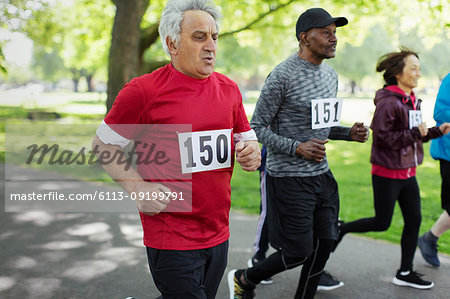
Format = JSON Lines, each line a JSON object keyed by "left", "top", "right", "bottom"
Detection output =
{"left": 0, "top": 0, "right": 449, "bottom": 294}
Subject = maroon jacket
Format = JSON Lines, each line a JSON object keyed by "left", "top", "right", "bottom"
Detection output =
{"left": 370, "top": 87, "right": 443, "bottom": 169}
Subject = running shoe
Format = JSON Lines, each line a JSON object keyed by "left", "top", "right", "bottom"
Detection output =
{"left": 228, "top": 269, "right": 255, "bottom": 299}
{"left": 392, "top": 270, "right": 434, "bottom": 289}
{"left": 418, "top": 234, "right": 440, "bottom": 267}
{"left": 317, "top": 271, "right": 344, "bottom": 291}
{"left": 247, "top": 258, "right": 273, "bottom": 284}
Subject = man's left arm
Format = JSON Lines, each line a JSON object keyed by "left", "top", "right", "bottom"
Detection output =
{"left": 232, "top": 85, "right": 261, "bottom": 171}
{"left": 329, "top": 122, "right": 370, "bottom": 142}
{"left": 235, "top": 140, "right": 261, "bottom": 172}
{"left": 233, "top": 120, "right": 261, "bottom": 171}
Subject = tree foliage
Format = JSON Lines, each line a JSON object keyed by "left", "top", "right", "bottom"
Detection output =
{"left": 132, "top": 0, "right": 448, "bottom": 87}
{"left": 0, "top": 46, "right": 7, "bottom": 74}
{"left": 421, "top": 35, "right": 450, "bottom": 81}
{"left": 60, "top": 0, "right": 114, "bottom": 91}
{"left": 3, "top": 0, "right": 114, "bottom": 90}
{"left": 32, "top": 48, "right": 65, "bottom": 83}
{"left": 2, "top": 0, "right": 448, "bottom": 105}
{"left": 329, "top": 25, "right": 394, "bottom": 93}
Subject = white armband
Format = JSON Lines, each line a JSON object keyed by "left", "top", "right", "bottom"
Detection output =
{"left": 233, "top": 129, "right": 258, "bottom": 146}
{"left": 96, "top": 120, "right": 131, "bottom": 148}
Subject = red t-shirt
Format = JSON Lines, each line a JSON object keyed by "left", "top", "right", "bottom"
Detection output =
{"left": 99, "top": 64, "right": 252, "bottom": 250}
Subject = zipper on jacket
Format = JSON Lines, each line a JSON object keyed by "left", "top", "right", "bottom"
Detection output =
{"left": 414, "top": 142, "right": 418, "bottom": 166}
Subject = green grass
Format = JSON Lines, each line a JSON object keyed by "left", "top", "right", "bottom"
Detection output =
{"left": 0, "top": 105, "right": 104, "bottom": 163}
{"left": 230, "top": 139, "right": 450, "bottom": 255}
{"left": 230, "top": 163, "right": 260, "bottom": 213}
{"left": 0, "top": 106, "right": 29, "bottom": 119}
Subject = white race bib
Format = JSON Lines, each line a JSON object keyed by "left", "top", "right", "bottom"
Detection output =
{"left": 178, "top": 129, "right": 231, "bottom": 174}
{"left": 409, "top": 110, "right": 422, "bottom": 129}
{"left": 311, "top": 98, "right": 343, "bottom": 129}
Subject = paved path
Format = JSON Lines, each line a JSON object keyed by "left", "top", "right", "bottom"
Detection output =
{"left": 225, "top": 213, "right": 450, "bottom": 299}
{"left": 1, "top": 164, "right": 449, "bottom": 299}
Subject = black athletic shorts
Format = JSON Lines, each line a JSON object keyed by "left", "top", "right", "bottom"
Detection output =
{"left": 266, "top": 170, "right": 339, "bottom": 258}
{"left": 440, "top": 159, "right": 450, "bottom": 214}
{"left": 146, "top": 240, "right": 228, "bottom": 299}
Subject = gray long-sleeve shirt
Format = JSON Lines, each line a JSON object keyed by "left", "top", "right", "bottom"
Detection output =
{"left": 250, "top": 54, "right": 352, "bottom": 177}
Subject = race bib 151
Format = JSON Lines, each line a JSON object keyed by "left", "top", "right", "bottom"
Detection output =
{"left": 311, "top": 98, "right": 343, "bottom": 129}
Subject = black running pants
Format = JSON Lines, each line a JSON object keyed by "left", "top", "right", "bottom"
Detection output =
{"left": 341, "top": 175, "right": 421, "bottom": 271}
{"left": 245, "top": 238, "right": 334, "bottom": 299}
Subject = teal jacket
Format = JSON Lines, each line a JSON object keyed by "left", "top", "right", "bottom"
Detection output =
{"left": 430, "top": 73, "right": 450, "bottom": 162}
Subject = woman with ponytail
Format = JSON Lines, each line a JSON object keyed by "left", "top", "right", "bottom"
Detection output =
{"left": 334, "top": 48, "right": 450, "bottom": 290}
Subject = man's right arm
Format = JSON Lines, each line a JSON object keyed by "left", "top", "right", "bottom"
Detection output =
{"left": 250, "top": 71, "right": 301, "bottom": 157}
{"left": 92, "top": 135, "right": 170, "bottom": 216}
{"left": 250, "top": 70, "right": 327, "bottom": 162}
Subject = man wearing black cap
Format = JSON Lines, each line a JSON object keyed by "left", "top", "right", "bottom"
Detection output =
{"left": 228, "top": 8, "right": 369, "bottom": 299}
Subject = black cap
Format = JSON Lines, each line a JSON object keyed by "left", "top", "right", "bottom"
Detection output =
{"left": 296, "top": 8, "right": 348, "bottom": 40}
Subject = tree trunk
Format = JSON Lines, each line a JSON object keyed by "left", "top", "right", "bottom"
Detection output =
{"left": 73, "top": 78, "right": 79, "bottom": 93}
{"left": 350, "top": 81, "right": 356, "bottom": 95}
{"left": 70, "top": 68, "right": 82, "bottom": 92}
{"left": 106, "top": 0, "right": 149, "bottom": 113}
{"left": 86, "top": 73, "right": 94, "bottom": 92}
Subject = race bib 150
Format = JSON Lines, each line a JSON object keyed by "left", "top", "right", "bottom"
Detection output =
{"left": 311, "top": 98, "right": 343, "bottom": 129}
{"left": 178, "top": 129, "right": 231, "bottom": 174}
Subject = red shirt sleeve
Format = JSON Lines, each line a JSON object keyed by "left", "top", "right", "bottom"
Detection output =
{"left": 103, "top": 79, "right": 147, "bottom": 141}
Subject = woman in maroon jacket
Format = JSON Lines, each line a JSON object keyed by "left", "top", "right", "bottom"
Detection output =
{"left": 335, "top": 49, "right": 450, "bottom": 290}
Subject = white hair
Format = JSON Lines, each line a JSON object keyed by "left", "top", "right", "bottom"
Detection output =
{"left": 159, "top": 0, "right": 221, "bottom": 57}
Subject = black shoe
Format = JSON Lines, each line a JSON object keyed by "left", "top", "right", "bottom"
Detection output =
{"left": 392, "top": 270, "right": 434, "bottom": 289}
{"left": 418, "top": 234, "right": 440, "bottom": 267}
{"left": 247, "top": 258, "right": 273, "bottom": 284}
{"left": 317, "top": 271, "right": 344, "bottom": 291}
{"left": 228, "top": 269, "right": 255, "bottom": 299}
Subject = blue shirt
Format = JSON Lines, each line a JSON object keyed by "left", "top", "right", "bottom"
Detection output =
{"left": 430, "top": 73, "right": 450, "bottom": 162}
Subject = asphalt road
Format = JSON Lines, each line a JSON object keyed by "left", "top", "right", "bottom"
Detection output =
{"left": 1, "top": 164, "right": 449, "bottom": 299}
